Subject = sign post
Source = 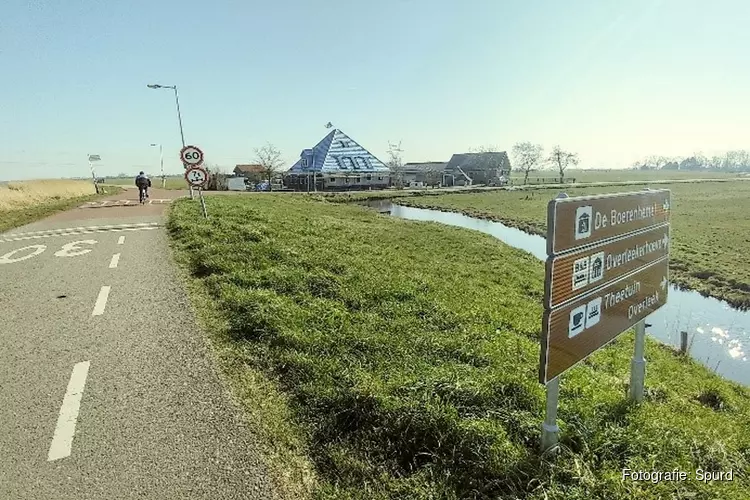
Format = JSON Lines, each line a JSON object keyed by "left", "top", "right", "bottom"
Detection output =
{"left": 88, "top": 154, "right": 101, "bottom": 194}
{"left": 539, "top": 188, "right": 671, "bottom": 452}
{"left": 630, "top": 320, "right": 647, "bottom": 402}
{"left": 180, "top": 145, "right": 204, "bottom": 200}
{"left": 185, "top": 165, "right": 209, "bottom": 219}
{"left": 180, "top": 144, "right": 205, "bottom": 202}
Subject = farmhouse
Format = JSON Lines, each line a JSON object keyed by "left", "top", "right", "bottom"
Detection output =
{"left": 233, "top": 164, "right": 265, "bottom": 183}
{"left": 285, "top": 129, "right": 391, "bottom": 191}
{"left": 442, "top": 151, "right": 512, "bottom": 186}
{"left": 400, "top": 162, "right": 448, "bottom": 187}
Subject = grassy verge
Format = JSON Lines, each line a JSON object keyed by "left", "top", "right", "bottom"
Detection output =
{"left": 168, "top": 242, "right": 319, "bottom": 499}
{"left": 168, "top": 194, "right": 749, "bottom": 499}
{"left": 0, "top": 186, "right": 123, "bottom": 233}
{"left": 395, "top": 181, "right": 750, "bottom": 310}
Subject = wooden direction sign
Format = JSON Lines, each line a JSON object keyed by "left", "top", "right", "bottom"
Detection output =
{"left": 545, "top": 223, "right": 670, "bottom": 309}
{"left": 540, "top": 188, "right": 672, "bottom": 385}
{"left": 540, "top": 256, "right": 669, "bottom": 383}
{"left": 547, "top": 189, "right": 671, "bottom": 255}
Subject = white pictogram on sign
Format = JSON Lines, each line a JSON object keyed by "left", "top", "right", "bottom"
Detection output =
{"left": 572, "top": 256, "right": 590, "bottom": 290}
{"left": 574, "top": 206, "right": 592, "bottom": 240}
{"left": 585, "top": 297, "right": 602, "bottom": 329}
{"left": 568, "top": 304, "right": 587, "bottom": 338}
{"left": 588, "top": 251, "right": 605, "bottom": 284}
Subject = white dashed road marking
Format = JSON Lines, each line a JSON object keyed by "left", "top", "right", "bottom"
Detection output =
{"left": 1, "top": 226, "right": 159, "bottom": 243}
{"left": 117, "top": 236, "right": 125, "bottom": 245}
{"left": 4, "top": 222, "right": 159, "bottom": 238}
{"left": 109, "top": 253, "right": 121, "bottom": 269}
{"left": 92, "top": 286, "right": 111, "bottom": 316}
{"left": 48, "top": 361, "right": 91, "bottom": 462}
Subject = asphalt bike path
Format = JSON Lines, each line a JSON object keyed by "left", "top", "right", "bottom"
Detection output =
{"left": 0, "top": 188, "right": 276, "bottom": 499}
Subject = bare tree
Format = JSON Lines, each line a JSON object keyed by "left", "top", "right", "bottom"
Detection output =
{"left": 512, "top": 142, "right": 544, "bottom": 185}
{"left": 547, "top": 146, "right": 579, "bottom": 183}
{"left": 387, "top": 141, "right": 405, "bottom": 189}
{"left": 254, "top": 142, "right": 285, "bottom": 184}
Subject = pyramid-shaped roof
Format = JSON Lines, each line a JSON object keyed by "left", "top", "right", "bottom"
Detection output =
{"left": 288, "top": 129, "right": 390, "bottom": 173}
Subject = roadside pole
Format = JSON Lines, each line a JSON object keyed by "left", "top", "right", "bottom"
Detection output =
{"left": 541, "top": 376, "right": 560, "bottom": 452}
{"left": 160, "top": 144, "right": 165, "bottom": 189}
{"left": 540, "top": 192, "right": 567, "bottom": 454}
{"left": 198, "top": 188, "right": 208, "bottom": 219}
{"left": 89, "top": 160, "right": 97, "bottom": 194}
{"left": 629, "top": 320, "right": 647, "bottom": 402}
{"left": 88, "top": 154, "right": 101, "bottom": 194}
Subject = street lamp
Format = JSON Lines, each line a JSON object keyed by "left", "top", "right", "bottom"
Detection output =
{"left": 147, "top": 84, "right": 185, "bottom": 147}
{"left": 150, "top": 143, "right": 165, "bottom": 189}
{"left": 148, "top": 83, "right": 191, "bottom": 197}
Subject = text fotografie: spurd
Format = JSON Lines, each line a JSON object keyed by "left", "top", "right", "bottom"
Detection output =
{"left": 622, "top": 468, "right": 735, "bottom": 483}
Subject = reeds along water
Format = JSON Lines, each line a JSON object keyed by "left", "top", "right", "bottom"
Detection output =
{"left": 0, "top": 180, "right": 96, "bottom": 211}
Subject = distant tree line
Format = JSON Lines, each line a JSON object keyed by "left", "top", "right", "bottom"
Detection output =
{"left": 632, "top": 151, "right": 750, "bottom": 172}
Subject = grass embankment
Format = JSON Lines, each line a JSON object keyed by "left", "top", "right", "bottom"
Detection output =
{"left": 397, "top": 181, "right": 750, "bottom": 310}
{"left": 168, "top": 195, "right": 750, "bottom": 499}
{"left": 0, "top": 180, "right": 122, "bottom": 233}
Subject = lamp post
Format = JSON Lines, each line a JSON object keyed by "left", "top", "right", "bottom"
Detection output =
{"left": 150, "top": 143, "right": 165, "bottom": 189}
{"left": 147, "top": 83, "right": 193, "bottom": 198}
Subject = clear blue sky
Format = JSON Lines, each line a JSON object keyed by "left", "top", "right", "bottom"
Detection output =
{"left": 1, "top": 0, "right": 748, "bottom": 180}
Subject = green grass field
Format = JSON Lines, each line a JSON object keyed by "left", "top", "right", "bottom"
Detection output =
{"left": 397, "top": 181, "right": 750, "bottom": 310}
{"left": 514, "top": 169, "right": 740, "bottom": 184}
{"left": 168, "top": 195, "right": 749, "bottom": 499}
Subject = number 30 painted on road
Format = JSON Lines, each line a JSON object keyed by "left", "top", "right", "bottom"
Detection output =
{"left": 0, "top": 240, "right": 98, "bottom": 265}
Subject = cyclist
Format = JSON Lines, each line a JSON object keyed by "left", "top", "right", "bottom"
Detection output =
{"left": 135, "top": 171, "right": 152, "bottom": 202}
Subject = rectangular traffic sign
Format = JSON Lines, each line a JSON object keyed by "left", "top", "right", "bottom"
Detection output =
{"left": 545, "top": 223, "right": 670, "bottom": 309}
{"left": 547, "top": 189, "right": 670, "bottom": 256}
{"left": 539, "top": 256, "right": 669, "bottom": 384}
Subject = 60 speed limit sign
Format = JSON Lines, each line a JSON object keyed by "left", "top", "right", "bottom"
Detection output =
{"left": 180, "top": 145, "right": 204, "bottom": 167}
{"left": 185, "top": 166, "right": 208, "bottom": 187}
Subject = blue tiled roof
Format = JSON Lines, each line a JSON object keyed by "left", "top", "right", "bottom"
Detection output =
{"left": 288, "top": 129, "right": 390, "bottom": 173}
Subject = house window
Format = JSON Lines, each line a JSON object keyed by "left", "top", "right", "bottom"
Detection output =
{"left": 354, "top": 157, "right": 368, "bottom": 169}
{"left": 329, "top": 177, "right": 335, "bottom": 182}
{"left": 355, "top": 177, "right": 360, "bottom": 183}
{"left": 377, "top": 176, "right": 383, "bottom": 180}
{"left": 339, "top": 157, "right": 354, "bottom": 170}
{"left": 365, "top": 174, "right": 372, "bottom": 181}
{"left": 345, "top": 177, "right": 350, "bottom": 184}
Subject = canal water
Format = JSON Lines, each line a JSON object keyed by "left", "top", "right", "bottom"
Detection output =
{"left": 365, "top": 200, "right": 749, "bottom": 387}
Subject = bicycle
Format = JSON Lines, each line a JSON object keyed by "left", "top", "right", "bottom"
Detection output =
{"left": 139, "top": 187, "right": 148, "bottom": 205}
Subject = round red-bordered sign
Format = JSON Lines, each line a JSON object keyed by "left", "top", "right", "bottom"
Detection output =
{"left": 184, "top": 165, "right": 208, "bottom": 187}
{"left": 180, "top": 145, "right": 204, "bottom": 167}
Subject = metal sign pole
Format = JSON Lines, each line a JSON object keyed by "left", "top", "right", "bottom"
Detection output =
{"left": 629, "top": 319, "right": 647, "bottom": 402}
{"left": 89, "top": 160, "right": 96, "bottom": 193}
{"left": 541, "top": 377, "right": 560, "bottom": 453}
{"left": 186, "top": 164, "right": 195, "bottom": 200}
{"left": 197, "top": 188, "right": 208, "bottom": 218}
